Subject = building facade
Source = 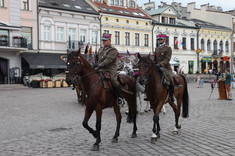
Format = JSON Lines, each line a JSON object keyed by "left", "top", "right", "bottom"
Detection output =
{"left": 90, "top": 0, "right": 152, "bottom": 55}
{"left": 21, "top": 0, "right": 100, "bottom": 78}
{"left": 0, "top": 0, "right": 37, "bottom": 84}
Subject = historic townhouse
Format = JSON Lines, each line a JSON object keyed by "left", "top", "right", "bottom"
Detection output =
{"left": 145, "top": 5, "right": 198, "bottom": 74}
{"left": 0, "top": 0, "right": 37, "bottom": 84}
{"left": 23, "top": 0, "right": 100, "bottom": 77}
{"left": 89, "top": 0, "right": 152, "bottom": 55}
{"left": 172, "top": 2, "right": 234, "bottom": 73}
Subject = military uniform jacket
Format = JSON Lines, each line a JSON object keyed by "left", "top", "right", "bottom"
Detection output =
{"left": 154, "top": 45, "right": 172, "bottom": 71}
{"left": 97, "top": 45, "right": 118, "bottom": 76}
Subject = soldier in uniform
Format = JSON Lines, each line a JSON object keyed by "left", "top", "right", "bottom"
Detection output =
{"left": 154, "top": 34, "right": 175, "bottom": 102}
{"left": 94, "top": 33, "right": 124, "bottom": 105}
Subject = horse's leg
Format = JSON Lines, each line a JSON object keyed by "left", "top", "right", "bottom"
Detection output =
{"left": 161, "top": 104, "right": 166, "bottom": 114}
{"left": 82, "top": 108, "right": 96, "bottom": 138}
{"left": 91, "top": 106, "right": 103, "bottom": 151}
{"left": 168, "top": 96, "right": 182, "bottom": 134}
{"left": 151, "top": 101, "right": 164, "bottom": 143}
{"left": 112, "top": 104, "right": 122, "bottom": 143}
{"left": 128, "top": 99, "right": 138, "bottom": 138}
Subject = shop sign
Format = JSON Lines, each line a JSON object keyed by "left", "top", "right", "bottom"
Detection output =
{"left": 202, "top": 56, "right": 212, "bottom": 62}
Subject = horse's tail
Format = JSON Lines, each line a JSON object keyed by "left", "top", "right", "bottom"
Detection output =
{"left": 180, "top": 74, "right": 189, "bottom": 118}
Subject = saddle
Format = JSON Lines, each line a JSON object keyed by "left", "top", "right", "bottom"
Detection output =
{"left": 100, "top": 72, "right": 129, "bottom": 93}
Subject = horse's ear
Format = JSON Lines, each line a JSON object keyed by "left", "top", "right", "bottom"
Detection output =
{"left": 60, "top": 55, "right": 67, "bottom": 63}
{"left": 137, "top": 53, "right": 141, "bottom": 59}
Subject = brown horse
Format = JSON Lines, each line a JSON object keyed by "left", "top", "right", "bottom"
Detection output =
{"left": 137, "top": 54, "right": 189, "bottom": 143}
{"left": 65, "top": 49, "right": 138, "bottom": 151}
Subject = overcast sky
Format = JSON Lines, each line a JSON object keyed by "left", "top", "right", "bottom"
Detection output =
{"left": 137, "top": 0, "right": 235, "bottom": 11}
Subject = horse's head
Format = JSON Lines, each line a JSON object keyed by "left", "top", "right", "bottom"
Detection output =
{"left": 137, "top": 53, "right": 154, "bottom": 84}
{"left": 65, "top": 49, "right": 84, "bottom": 85}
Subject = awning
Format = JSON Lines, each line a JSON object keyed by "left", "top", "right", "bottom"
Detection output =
{"left": 21, "top": 52, "right": 67, "bottom": 69}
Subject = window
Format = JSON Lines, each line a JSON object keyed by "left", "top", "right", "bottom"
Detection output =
{"left": 144, "top": 34, "right": 149, "bottom": 47}
{"left": 111, "top": 0, "right": 114, "bottom": 5}
{"left": 115, "top": 0, "right": 119, "bottom": 6}
{"left": 21, "top": 27, "right": 32, "bottom": 49}
{"left": 190, "top": 38, "right": 194, "bottom": 50}
{"left": 120, "top": 0, "right": 123, "bottom": 6}
{"left": 0, "top": 29, "right": 9, "bottom": 46}
{"left": 166, "top": 36, "right": 169, "bottom": 45}
{"left": 219, "top": 40, "right": 223, "bottom": 52}
{"left": 92, "top": 31, "right": 98, "bottom": 44}
{"left": 162, "top": 17, "right": 168, "bottom": 24}
{"left": 129, "top": 0, "right": 135, "bottom": 8}
{"left": 125, "top": 32, "right": 130, "bottom": 46}
{"left": 104, "top": 30, "right": 109, "bottom": 34}
{"left": 225, "top": 41, "right": 229, "bottom": 52}
{"left": 68, "top": 28, "right": 76, "bottom": 41}
{"left": 169, "top": 18, "right": 175, "bottom": 24}
{"left": 201, "top": 39, "right": 205, "bottom": 51}
{"left": 174, "top": 37, "right": 178, "bottom": 49}
{"left": 116, "top": 19, "right": 119, "bottom": 22}
{"left": 207, "top": 39, "right": 211, "bottom": 51}
{"left": 213, "top": 40, "right": 217, "bottom": 52}
{"left": 136, "top": 21, "right": 139, "bottom": 25}
{"left": 105, "top": 17, "right": 108, "bottom": 21}
{"left": 114, "top": 31, "right": 120, "bottom": 45}
{"left": 126, "top": 20, "right": 129, "bottom": 23}
{"left": 80, "top": 29, "right": 87, "bottom": 43}
{"left": 0, "top": 0, "right": 5, "bottom": 7}
{"left": 146, "top": 22, "right": 148, "bottom": 26}
{"left": 182, "top": 37, "right": 186, "bottom": 50}
{"left": 43, "top": 26, "right": 51, "bottom": 41}
{"left": 21, "top": 0, "right": 29, "bottom": 10}
{"left": 56, "top": 27, "right": 64, "bottom": 42}
{"left": 135, "top": 33, "right": 139, "bottom": 46}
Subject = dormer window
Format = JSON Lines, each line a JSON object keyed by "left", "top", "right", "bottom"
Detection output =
{"left": 162, "top": 16, "right": 168, "bottom": 24}
{"left": 0, "top": 0, "right": 5, "bottom": 7}
{"left": 169, "top": 18, "right": 175, "bottom": 24}
{"left": 21, "top": 0, "right": 29, "bottom": 10}
{"left": 129, "top": 0, "right": 135, "bottom": 8}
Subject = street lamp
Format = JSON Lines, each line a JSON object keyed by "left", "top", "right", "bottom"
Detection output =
{"left": 196, "top": 24, "right": 201, "bottom": 73}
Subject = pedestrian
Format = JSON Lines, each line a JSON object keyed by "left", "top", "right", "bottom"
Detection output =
{"left": 232, "top": 74, "right": 235, "bottom": 89}
{"left": 197, "top": 75, "right": 201, "bottom": 88}
{"left": 94, "top": 33, "right": 124, "bottom": 105}
{"left": 210, "top": 78, "right": 215, "bottom": 91}
{"left": 224, "top": 69, "right": 233, "bottom": 100}
{"left": 199, "top": 78, "right": 204, "bottom": 88}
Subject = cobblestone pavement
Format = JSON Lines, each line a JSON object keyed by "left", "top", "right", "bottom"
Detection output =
{"left": 0, "top": 83, "right": 235, "bottom": 156}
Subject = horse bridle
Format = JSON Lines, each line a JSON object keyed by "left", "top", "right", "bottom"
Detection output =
{"left": 138, "top": 60, "right": 152, "bottom": 84}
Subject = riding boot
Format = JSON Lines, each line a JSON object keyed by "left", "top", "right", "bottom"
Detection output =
{"left": 114, "top": 86, "right": 124, "bottom": 105}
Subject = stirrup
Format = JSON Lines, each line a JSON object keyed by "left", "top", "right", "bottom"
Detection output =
{"left": 117, "top": 97, "right": 124, "bottom": 105}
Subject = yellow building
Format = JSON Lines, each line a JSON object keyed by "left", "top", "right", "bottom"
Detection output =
{"left": 89, "top": 0, "right": 152, "bottom": 55}
{"left": 192, "top": 19, "right": 233, "bottom": 73}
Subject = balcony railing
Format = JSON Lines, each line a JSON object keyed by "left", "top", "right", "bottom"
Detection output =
{"left": 0, "top": 36, "right": 28, "bottom": 48}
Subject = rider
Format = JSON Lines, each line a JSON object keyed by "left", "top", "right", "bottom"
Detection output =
{"left": 154, "top": 34, "right": 175, "bottom": 102}
{"left": 94, "top": 33, "right": 124, "bottom": 105}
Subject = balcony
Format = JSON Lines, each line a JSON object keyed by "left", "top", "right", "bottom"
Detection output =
{"left": 211, "top": 50, "right": 222, "bottom": 58}
{"left": 0, "top": 36, "right": 28, "bottom": 49}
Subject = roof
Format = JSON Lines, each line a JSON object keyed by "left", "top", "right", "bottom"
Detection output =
{"left": 152, "top": 20, "right": 197, "bottom": 29}
{"left": 92, "top": 2, "right": 151, "bottom": 19}
{"left": 39, "top": 0, "right": 98, "bottom": 15}
{"left": 188, "top": 19, "right": 232, "bottom": 31}
{"left": 145, "top": 6, "right": 180, "bottom": 17}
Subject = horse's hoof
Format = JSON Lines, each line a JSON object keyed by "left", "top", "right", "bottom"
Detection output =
{"left": 91, "top": 144, "right": 99, "bottom": 151}
{"left": 163, "top": 112, "right": 166, "bottom": 115}
{"left": 151, "top": 137, "right": 157, "bottom": 144}
{"left": 131, "top": 133, "right": 137, "bottom": 138}
{"left": 112, "top": 138, "right": 118, "bottom": 143}
{"left": 176, "top": 124, "right": 181, "bottom": 129}
{"left": 157, "top": 134, "right": 160, "bottom": 139}
{"left": 172, "top": 128, "right": 179, "bottom": 134}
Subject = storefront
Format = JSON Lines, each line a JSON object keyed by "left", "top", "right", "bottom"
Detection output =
{"left": 201, "top": 56, "right": 212, "bottom": 73}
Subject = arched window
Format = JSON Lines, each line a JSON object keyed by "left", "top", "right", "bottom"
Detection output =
{"left": 207, "top": 39, "right": 211, "bottom": 51}
{"left": 219, "top": 40, "right": 223, "bottom": 52}
{"left": 213, "top": 40, "right": 217, "bottom": 52}
{"left": 225, "top": 41, "right": 229, "bottom": 52}
{"left": 201, "top": 39, "right": 205, "bottom": 51}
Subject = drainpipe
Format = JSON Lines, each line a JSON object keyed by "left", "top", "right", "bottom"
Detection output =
{"left": 152, "top": 21, "right": 156, "bottom": 53}
{"left": 231, "top": 29, "right": 234, "bottom": 74}
{"left": 37, "top": 0, "right": 40, "bottom": 53}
